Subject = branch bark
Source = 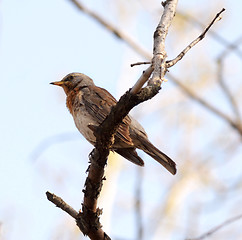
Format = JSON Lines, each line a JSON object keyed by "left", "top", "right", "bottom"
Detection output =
{"left": 150, "top": 0, "right": 178, "bottom": 85}
{"left": 46, "top": 191, "right": 78, "bottom": 219}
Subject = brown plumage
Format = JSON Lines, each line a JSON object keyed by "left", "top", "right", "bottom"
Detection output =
{"left": 50, "top": 73, "right": 176, "bottom": 175}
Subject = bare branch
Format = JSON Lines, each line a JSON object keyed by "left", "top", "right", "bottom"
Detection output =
{"left": 166, "top": 8, "right": 225, "bottom": 68}
{"left": 130, "top": 61, "right": 151, "bottom": 67}
{"left": 47, "top": 180, "right": 111, "bottom": 239}
{"left": 46, "top": 191, "right": 78, "bottom": 219}
{"left": 217, "top": 37, "right": 242, "bottom": 125}
{"left": 217, "top": 58, "right": 242, "bottom": 121}
{"left": 150, "top": 0, "right": 178, "bottom": 85}
{"left": 130, "top": 65, "right": 153, "bottom": 94}
{"left": 69, "top": 0, "right": 151, "bottom": 60}
{"left": 168, "top": 72, "right": 242, "bottom": 135}
{"left": 176, "top": 11, "right": 242, "bottom": 59}
{"left": 217, "top": 35, "right": 242, "bottom": 57}
{"left": 186, "top": 213, "right": 242, "bottom": 240}
{"left": 131, "top": 0, "right": 179, "bottom": 93}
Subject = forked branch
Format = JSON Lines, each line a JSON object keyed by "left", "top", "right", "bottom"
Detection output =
{"left": 166, "top": 8, "right": 225, "bottom": 68}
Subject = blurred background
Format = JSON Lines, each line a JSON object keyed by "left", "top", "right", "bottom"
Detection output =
{"left": 1, "top": 0, "right": 242, "bottom": 239}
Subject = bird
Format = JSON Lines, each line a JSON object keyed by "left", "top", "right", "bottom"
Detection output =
{"left": 50, "top": 73, "right": 176, "bottom": 175}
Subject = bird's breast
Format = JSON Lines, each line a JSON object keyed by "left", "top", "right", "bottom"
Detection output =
{"left": 73, "top": 109, "right": 96, "bottom": 145}
{"left": 66, "top": 90, "right": 96, "bottom": 145}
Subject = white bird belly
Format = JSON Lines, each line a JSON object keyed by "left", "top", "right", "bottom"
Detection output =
{"left": 72, "top": 110, "right": 96, "bottom": 145}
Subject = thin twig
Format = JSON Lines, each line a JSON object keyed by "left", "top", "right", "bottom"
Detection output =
{"left": 130, "top": 65, "right": 153, "bottom": 94}
{"left": 217, "top": 58, "right": 242, "bottom": 122}
{"left": 186, "top": 213, "right": 242, "bottom": 240}
{"left": 217, "top": 38, "right": 242, "bottom": 125}
{"left": 166, "top": 8, "right": 225, "bottom": 68}
{"left": 176, "top": 11, "right": 242, "bottom": 59}
{"left": 130, "top": 61, "right": 151, "bottom": 67}
{"left": 217, "top": 36, "right": 242, "bottom": 58}
{"left": 69, "top": 0, "right": 151, "bottom": 60}
{"left": 46, "top": 191, "right": 78, "bottom": 219}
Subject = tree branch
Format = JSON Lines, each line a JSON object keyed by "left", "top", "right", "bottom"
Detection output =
{"left": 176, "top": 11, "right": 242, "bottom": 59}
{"left": 150, "top": 0, "right": 178, "bottom": 85}
{"left": 69, "top": 0, "right": 151, "bottom": 60}
{"left": 166, "top": 8, "right": 225, "bottom": 68}
{"left": 46, "top": 191, "right": 111, "bottom": 239}
{"left": 168, "top": 72, "right": 242, "bottom": 135}
{"left": 130, "top": 65, "right": 153, "bottom": 94}
{"left": 130, "top": 61, "right": 151, "bottom": 67}
{"left": 46, "top": 191, "right": 78, "bottom": 219}
{"left": 186, "top": 213, "right": 242, "bottom": 240}
{"left": 216, "top": 37, "right": 242, "bottom": 126}
{"left": 131, "top": 0, "right": 178, "bottom": 94}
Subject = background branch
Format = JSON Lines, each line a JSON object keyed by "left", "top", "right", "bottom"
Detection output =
{"left": 216, "top": 37, "right": 242, "bottom": 125}
{"left": 69, "top": 0, "right": 151, "bottom": 59}
{"left": 168, "top": 72, "right": 242, "bottom": 135}
{"left": 186, "top": 213, "right": 242, "bottom": 240}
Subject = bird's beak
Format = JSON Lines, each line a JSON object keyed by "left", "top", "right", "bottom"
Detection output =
{"left": 50, "top": 80, "right": 65, "bottom": 86}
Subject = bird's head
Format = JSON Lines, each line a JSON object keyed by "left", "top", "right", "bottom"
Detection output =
{"left": 50, "top": 72, "right": 94, "bottom": 95}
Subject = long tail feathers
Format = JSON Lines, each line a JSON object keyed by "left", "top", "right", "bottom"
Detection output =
{"left": 141, "top": 140, "right": 176, "bottom": 175}
{"left": 115, "top": 141, "right": 176, "bottom": 175}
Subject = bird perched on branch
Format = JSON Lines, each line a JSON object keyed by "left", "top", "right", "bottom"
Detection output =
{"left": 50, "top": 73, "right": 176, "bottom": 175}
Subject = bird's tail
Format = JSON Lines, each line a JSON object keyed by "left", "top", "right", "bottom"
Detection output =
{"left": 115, "top": 148, "right": 144, "bottom": 166}
{"left": 140, "top": 139, "right": 176, "bottom": 175}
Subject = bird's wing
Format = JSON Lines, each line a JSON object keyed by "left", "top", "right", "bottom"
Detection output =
{"left": 82, "top": 85, "right": 134, "bottom": 147}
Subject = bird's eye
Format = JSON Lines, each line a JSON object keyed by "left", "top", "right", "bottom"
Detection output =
{"left": 68, "top": 75, "right": 74, "bottom": 80}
